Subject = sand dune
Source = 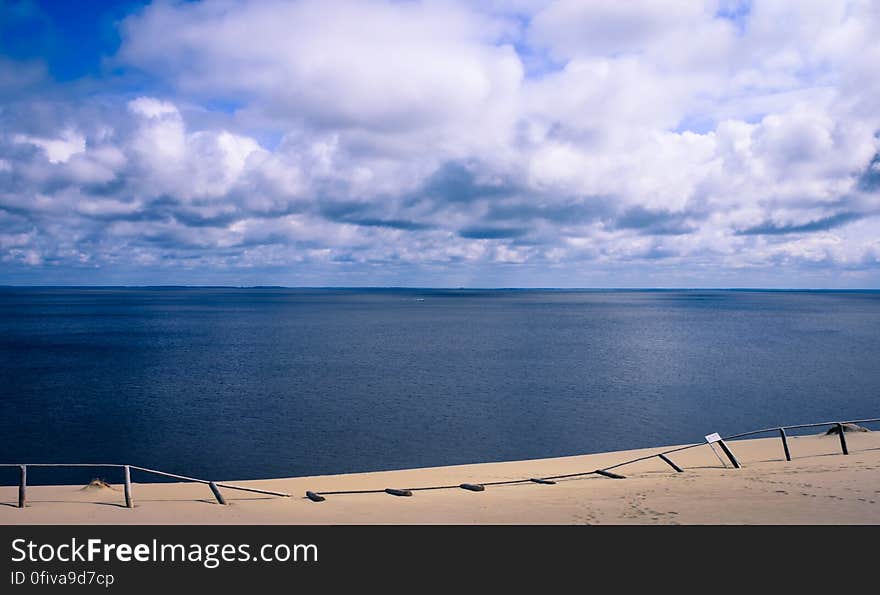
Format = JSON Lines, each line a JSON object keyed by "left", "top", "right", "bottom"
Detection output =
{"left": 2, "top": 432, "right": 879, "bottom": 524}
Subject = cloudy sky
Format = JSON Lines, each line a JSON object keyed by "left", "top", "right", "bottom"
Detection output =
{"left": 1, "top": 0, "right": 879, "bottom": 287}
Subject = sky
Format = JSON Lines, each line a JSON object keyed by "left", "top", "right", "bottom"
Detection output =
{"left": 1, "top": 0, "right": 879, "bottom": 287}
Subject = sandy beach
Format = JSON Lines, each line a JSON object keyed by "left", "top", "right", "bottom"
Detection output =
{"left": 2, "top": 431, "right": 879, "bottom": 525}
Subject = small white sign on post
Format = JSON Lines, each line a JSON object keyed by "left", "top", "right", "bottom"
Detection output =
{"left": 704, "top": 432, "right": 722, "bottom": 443}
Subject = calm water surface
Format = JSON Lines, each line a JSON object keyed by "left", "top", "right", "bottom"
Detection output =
{"left": 1, "top": 288, "right": 878, "bottom": 484}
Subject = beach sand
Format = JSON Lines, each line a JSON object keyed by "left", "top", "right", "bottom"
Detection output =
{"left": 2, "top": 431, "right": 879, "bottom": 524}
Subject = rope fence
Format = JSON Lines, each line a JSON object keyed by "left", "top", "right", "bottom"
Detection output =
{"left": 2, "top": 416, "right": 878, "bottom": 509}
{"left": 0, "top": 463, "right": 290, "bottom": 509}
{"left": 303, "top": 416, "right": 880, "bottom": 502}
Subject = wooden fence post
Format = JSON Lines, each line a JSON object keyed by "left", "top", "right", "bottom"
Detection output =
{"left": 836, "top": 423, "right": 849, "bottom": 455}
{"left": 779, "top": 428, "right": 792, "bottom": 461}
{"left": 209, "top": 481, "right": 226, "bottom": 505}
{"left": 384, "top": 488, "right": 412, "bottom": 497}
{"left": 717, "top": 440, "right": 741, "bottom": 469}
{"left": 459, "top": 483, "right": 485, "bottom": 492}
{"left": 706, "top": 433, "right": 741, "bottom": 469}
{"left": 594, "top": 469, "right": 626, "bottom": 479}
{"left": 18, "top": 465, "right": 26, "bottom": 508}
{"left": 123, "top": 465, "right": 133, "bottom": 508}
{"left": 658, "top": 453, "right": 684, "bottom": 472}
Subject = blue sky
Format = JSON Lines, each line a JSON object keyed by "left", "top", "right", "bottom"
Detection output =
{"left": 0, "top": 0, "right": 148, "bottom": 79}
{"left": 1, "top": 0, "right": 879, "bottom": 287}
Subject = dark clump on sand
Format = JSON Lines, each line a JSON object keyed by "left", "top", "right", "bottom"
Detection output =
{"left": 824, "top": 423, "right": 870, "bottom": 435}
{"left": 80, "top": 478, "right": 118, "bottom": 491}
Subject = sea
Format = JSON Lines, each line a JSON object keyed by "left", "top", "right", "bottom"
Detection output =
{"left": 1, "top": 287, "right": 879, "bottom": 485}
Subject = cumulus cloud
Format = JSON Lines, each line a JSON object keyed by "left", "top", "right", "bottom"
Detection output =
{"left": 13, "top": 129, "right": 85, "bottom": 164}
{"left": 1, "top": 0, "right": 879, "bottom": 286}
{"left": 116, "top": 0, "right": 523, "bottom": 149}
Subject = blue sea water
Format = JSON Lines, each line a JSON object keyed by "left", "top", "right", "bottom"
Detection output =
{"left": 1, "top": 287, "right": 879, "bottom": 485}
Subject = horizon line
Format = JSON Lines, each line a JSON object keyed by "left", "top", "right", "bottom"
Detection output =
{"left": 2, "top": 285, "right": 879, "bottom": 292}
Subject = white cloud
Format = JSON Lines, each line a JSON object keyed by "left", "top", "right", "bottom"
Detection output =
{"left": 1, "top": 0, "right": 880, "bottom": 285}
{"left": 14, "top": 129, "right": 86, "bottom": 163}
{"left": 125, "top": 96, "right": 263, "bottom": 200}
{"left": 118, "top": 0, "right": 523, "bottom": 148}
{"left": 528, "top": 0, "right": 717, "bottom": 61}
{"left": 127, "top": 97, "right": 180, "bottom": 119}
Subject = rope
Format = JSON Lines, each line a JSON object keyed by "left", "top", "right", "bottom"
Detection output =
{"left": 305, "top": 415, "right": 880, "bottom": 499}
{"left": 4, "top": 415, "right": 878, "bottom": 504}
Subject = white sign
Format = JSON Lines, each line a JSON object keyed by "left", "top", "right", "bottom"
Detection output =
{"left": 704, "top": 432, "right": 722, "bottom": 443}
